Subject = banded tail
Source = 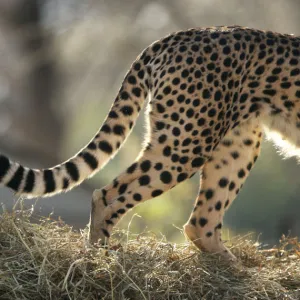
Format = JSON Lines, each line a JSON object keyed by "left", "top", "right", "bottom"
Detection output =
{"left": 0, "top": 54, "right": 150, "bottom": 198}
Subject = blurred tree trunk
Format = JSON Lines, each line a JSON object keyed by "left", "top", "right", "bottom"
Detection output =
{"left": 0, "top": 0, "right": 64, "bottom": 166}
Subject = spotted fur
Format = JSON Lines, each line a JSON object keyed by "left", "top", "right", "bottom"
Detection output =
{"left": 2, "top": 26, "right": 300, "bottom": 260}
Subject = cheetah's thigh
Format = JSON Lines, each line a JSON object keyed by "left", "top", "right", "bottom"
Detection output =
{"left": 184, "top": 119, "right": 263, "bottom": 260}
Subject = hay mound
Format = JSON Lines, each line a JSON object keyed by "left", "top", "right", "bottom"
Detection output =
{"left": 0, "top": 209, "right": 299, "bottom": 300}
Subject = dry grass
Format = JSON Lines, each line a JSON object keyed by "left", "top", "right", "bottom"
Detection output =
{"left": 0, "top": 208, "right": 300, "bottom": 300}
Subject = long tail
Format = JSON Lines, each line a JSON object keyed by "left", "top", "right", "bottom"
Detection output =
{"left": 0, "top": 53, "right": 150, "bottom": 198}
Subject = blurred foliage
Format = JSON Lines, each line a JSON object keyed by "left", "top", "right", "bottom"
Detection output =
{"left": 1, "top": 0, "right": 300, "bottom": 245}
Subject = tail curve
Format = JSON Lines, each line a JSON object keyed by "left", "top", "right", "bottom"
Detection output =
{"left": 0, "top": 53, "right": 150, "bottom": 198}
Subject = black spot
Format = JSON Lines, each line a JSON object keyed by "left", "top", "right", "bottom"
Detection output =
{"left": 219, "top": 177, "right": 228, "bottom": 188}
{"left": 243, "top": 139, "right": 253, "bottom": 146}
{"left": 229, "top": 181, "right": 236, "bottom": 191}
{"left": 140, "top": 160, "right": 151, "bottom": 172}
{"left": 184, "top": 123, "right": 193, "bottom": 132}
{"left": 186, "top": 108, "right": 194, "bottom": 118}
{"left": 223, "top": 46, "right": 231, "bottom": 55}
{"left": 23, "top": 170, "right": 35, "bottom": 193}
{"left": 133, "top": 193, "right": 142, "bottom": 201}
{"left": 118, "top": 196, "right": 125, "bottom": 202}
{"left": 202, "top": 89, "right": 211, "bottom": 99}
{"left": 152, "top": 43, "right": 161, "bottom": 52}
{"left": 190, "top": 217, "right": 197, "bottom": 226}
{"left": 280, "top": 82, "right": 292, "bottom": 89}
{"left": 191, "top": 44, "right": 199, "bottom": 52}
{"left": 133, "top": 62, "right": 141, "bottom": 72}
{"left": 156, "top": 121, "right": 165, "bottom": 130}
{"left": 193, "top": 146, "right": 202, "bottom": 155}
{"left": 139, "top": 175, "right": 150, "bottom": 186}
{"left": 143, "top": 55, "right": 151, "bottom": 65}
{"left": 206, "top": 232, "right": 213, "bottom": 237}
{"left": 66, "top": 162, "right": 80, "bottom": 181}
{"left": 113, "top": 125, "right": 126, "bottom": 136}
{"left": 290, "top": 58, "right": 298, "bottom": 65}
{"left": 117, "top": 208, "right": 126, "bottom": 214}
{"left": 111, "top": 213, "right": 118, "bottom": 219}
{"left": 81, "top": 152, "right": 98, "bottom": 170}
{"left": 99, "top": 141, "right": 113, "bottom": 154}
{"left": 171, "top": 113, "right": 179, "bottom": 122}
{"left": 177, "top": 173, "right": 188, "bottom": 182}
{"left": 284, "top": 101, "right": 294, "bottom": 109}
{"left": 199, "top": 218, "right": 208, "bottom": 227}
{"left": 248, "top": 81, "right": 259, "bottom": 88}
{"left": 215, "top": 201, "right": 222, "bottom": 211}
{"left": 138, "top": 70, "right": 145, "bottom": 79}
{"left": 101, "top": 124, "right": 111, "bottom": 134}
{"left": 6, "top": 165, "right": 25, "bottom": 191}
{"left": 171, "top": 154, "right": 179, "bottom": 162}
{"left": 197, "top": 118, "right": 206, "bottom": 126}
{"left": 249, "top": 103, "right": 260, "bottom": 113}
{"left": 109, "top": 111, "right": 118, "bottom": 118}
{"left": 43, "top": 170, "right": 56, "bottom": 193}
{"left": 102, "top": 229, "right": 110, "bottom": 238}
{"left": 238, "top": 169, "right": 246, "bottom": 178}
{"left": 179, "top": 156, "right": 189, "bottom": 164}
{"left": 0, "top": 155, "right": 10, "bottom": 182}
{"left": 223, "top": 199, "right": 229, "bottom": 209}
{"left": 175, "top": 55, "right": 183, "bottom": 63}
{"left": 127, "top": 75, "right": 137, "bottom": 85}
{"left": 163, "top": 146, "right": 171, "bottom": 157}
{"left": 87, "top": 142, "right": 97, "bottom": 150}
{"left": 219, "top": 38, "right": 227, "bottom": 45}
{"left": 127, "top": 162, "right": 138, "bottom": 174}
{"left": 191, "top": 157, "right": 205, "bottom": 168}
{"left": 152, "top": 189, "right": 163, "bottom": 197}
{"left": 231, "top": 151, "right": 239, "bottom": 159}
{"left": 118, "top": 183, "right": 128, "bottom": 194}
{"left": 160, "top": 171, "right": 172, "bottom": 184}
{"left": 263, "top": 89, "right": 276, "bottom": 96}
{"left": 223, "top": 57, "right": 232, "bottom": 67}
{"left": 166, "top": 99, "right": 174, "bottom": 106}
{"left": 205, "top": 189, "right": 214, "bottom": 200}
{"left": 201, "top": 128, "right": 211, "bottom": 137}
{"left": 156, "top": 103, "right": 165, "bottom": 113}
{"left": 63, "top": 178, "right": 69, "bottom": 190}
{"left": 120, "top": 106, "right": 134, "bottom": 116}
{"left": 120, "top": 91, "right": 130, "bottom": 100}
{"left": 154, "top": 163, "right": 163, "bottom": 170}
{"left": 215, "top": 223, "right": 222, "bottom": 230}
{"left": 291, "top": 68, "right": 300, "bottom": 76}
{"left": 163, "top": 86, "right": 171, "bottom": 95}
{"left": 179, "top": 45, "right": 187, "bottom": 52}
{"left": 172, "top": 127, "right": 181, "bottom": 136}
{"left": 182, "top": 138, "right": 192, "bottom": 146}
{"left": 158, "top": 134, "right": 167, "bottom": 144}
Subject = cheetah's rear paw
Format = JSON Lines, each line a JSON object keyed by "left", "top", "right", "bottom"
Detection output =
{"left": 184, "top": 223, "right": 237, "bottom": 262}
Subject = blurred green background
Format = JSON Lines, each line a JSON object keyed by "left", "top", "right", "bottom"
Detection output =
{"left": 0, "top": 0, "right": 299, "bottom": 247}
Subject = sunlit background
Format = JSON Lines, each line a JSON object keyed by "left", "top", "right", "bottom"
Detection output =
{"left": 0, "top": 0, "right": 300, "bottom": 247}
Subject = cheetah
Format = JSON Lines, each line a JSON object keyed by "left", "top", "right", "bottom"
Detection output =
{"left": 1, "top": 25, "right": 300, "bottom": 261}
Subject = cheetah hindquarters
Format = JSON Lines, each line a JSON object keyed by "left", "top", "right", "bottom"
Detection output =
{"left": 184, "top": 119, "right": 263, "bottom": 261}
{"left": 89, "top": 119, "right": 262, "bottom": 262}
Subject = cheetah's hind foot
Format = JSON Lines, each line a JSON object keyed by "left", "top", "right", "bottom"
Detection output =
{"left": 184, "top": 223, "right": 237, "bottom": 262}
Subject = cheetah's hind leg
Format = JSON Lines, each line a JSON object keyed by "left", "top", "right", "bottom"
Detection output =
{"left": 184, "top": 119, "right": 263, "bottom": 261}
{"left": 88, "top": 159, "right": 143, "bottom": 245}
{"left": 88, "top": 147, "right": 202, "bottom": 246}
